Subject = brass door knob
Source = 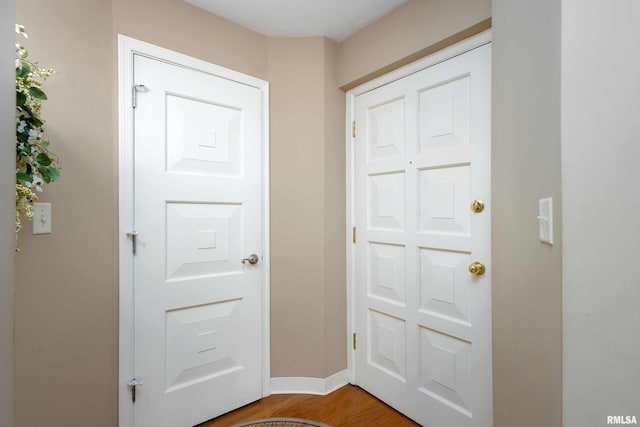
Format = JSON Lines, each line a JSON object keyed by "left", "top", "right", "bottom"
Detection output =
{"left": 471, "top": 199, "right": 485, "bottom": 213}
{"left": 468, "top": 261, "right": 486, "bottom": 276}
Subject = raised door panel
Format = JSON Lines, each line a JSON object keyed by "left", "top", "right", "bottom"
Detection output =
{"left": 166, "top": 94, "right": 244, "bottom": 177}
{"left": 165, "top": 299, "right": 243, "bottom": 391}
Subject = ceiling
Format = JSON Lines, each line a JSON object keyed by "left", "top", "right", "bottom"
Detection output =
{"left": 184, "top": 0, "right": 408, "bottom": 42}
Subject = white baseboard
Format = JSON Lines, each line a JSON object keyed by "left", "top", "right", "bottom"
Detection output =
{"left": 270, "top": 369, "right": 350, "bottom": 395}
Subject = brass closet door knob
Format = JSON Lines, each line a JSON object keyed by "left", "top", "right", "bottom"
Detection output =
{"left": 468, "top": 261, "right": 486, "bottom": 276}
{"left": 471, "top": 199, "right": 485, "bottom": 213}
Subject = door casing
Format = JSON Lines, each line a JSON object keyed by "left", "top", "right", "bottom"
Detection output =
{"left": 345, "top": 28, "right": 492, "bottom": 388}
{"left": 117, "top": 35, "right": 271, "bottom": 427}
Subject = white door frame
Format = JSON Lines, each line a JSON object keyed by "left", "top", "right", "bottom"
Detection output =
{"left": 345, "top": 30, "right": 492, "bottom": 384}
{"left": 117, "top": 35, "right": 271, "bottom": 427}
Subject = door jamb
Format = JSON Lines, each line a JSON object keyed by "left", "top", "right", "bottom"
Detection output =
{"left": 117, "top": 35, "right": 271, "bottom": 427}
{"left": 345, "top": 30, "right": 492, "bottom": 384}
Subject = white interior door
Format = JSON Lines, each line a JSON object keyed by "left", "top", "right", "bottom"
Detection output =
{"left": 352, "top": 43, "right": 492, "bottom": 427}
{"left": 131, "top": 53, "right": 265, "bottom": 426}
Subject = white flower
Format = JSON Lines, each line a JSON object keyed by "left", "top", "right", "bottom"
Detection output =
{"left": 32, "top": 177, "right": 43, "bottom": 192}
{"left": 27, "top": 129, "right": 41, "bottom": 143}
{"left": 17, "top": 121, "right": 26, "bottom": 133}
{"left": 15, "top": 24, "right": 28, "bottom": 38}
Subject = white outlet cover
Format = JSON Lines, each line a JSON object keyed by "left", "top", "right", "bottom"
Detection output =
{"left": 32, "top": 202, "right": 52, "bottom": 234}
{"left": 538, "top": 198, "right": 553, "bottom": 245}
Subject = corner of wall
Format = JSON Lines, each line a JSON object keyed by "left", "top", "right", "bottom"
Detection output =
{"left": 491, "top": 0, "right": 562, "bottom": 426}
{"left": 322, "top": 38, "right": 347, "bottom": 377}
{"left": 0, "top": 1, "right": 16, "bottom": 426}
{"left": 268, "top": 37, "right": 329, "bottom": 378}
{"left": 267, "top": 36, "right": 347, "bottom": 379}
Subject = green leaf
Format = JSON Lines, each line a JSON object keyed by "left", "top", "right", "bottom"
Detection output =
{"left": 16, "top": 173, "right": 32, "bottom": 183}
{"left": 28, "top": 86, "right": 47, "bottom": 100}
{"left": 19, "top": 63, "right": 30, "bottom": 78}
{"left": 17, "top": 131, "right": 28, "bottom": 143}
{"left": 16, "top": 92, "right": 26, "bottom": 106}
{"left": 38, "top": 166, "right": 51, "bottom": 183}
{"left": 47, "top": 167, "right": 60, "bottom": 182}
{"left": 36, "top": 153, "right": 52, "bottom": 166}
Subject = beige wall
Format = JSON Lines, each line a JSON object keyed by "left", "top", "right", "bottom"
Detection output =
{"left": 15, "top": 1, "right": 118, "bottom": 425}
{"left": 269, "top": 37, "right": 327, "bottom": 378}
{"left": 491, "top": 1, "right": 562, "bottom": 426}
{"left": 337, "top": 0, "right": 491, "bottom": 88}
{"left": 322, "top": 38, "right": 347, "bottom": 377}
{"left": 268, "top": 37, "right": 346, "bottom": 378}
{"left": 0, "top": 2, "right": 16, "bottom": 427}
{"left": 562, "top": 1, "right": 640, "bottom": 424}
{"left": 112, "top": 0, "right": 268, "bottom": 80}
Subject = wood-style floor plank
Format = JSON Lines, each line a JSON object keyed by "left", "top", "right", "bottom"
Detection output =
{"left": 201, "top": 385, "right": 420, "bottom": 427}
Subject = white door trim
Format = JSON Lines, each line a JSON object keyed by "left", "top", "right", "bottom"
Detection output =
{"left": 117, "top": 35, "right": 270, "bottom": 427}
{"left": 345, "top": 30, "right": 491, "bottom": 384}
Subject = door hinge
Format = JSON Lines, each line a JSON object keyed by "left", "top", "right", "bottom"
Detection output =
{"left": 127, "top": 378, "right": 144, "bottom": 403}
{"left": 352, "top": 226, "right": 357, "bottom": 244}
{"left": 132, "top": 84, "right": 148, "bottom": 109}
{"left": 127, "top": 231, "right": 139, "bottom": 256}
{"left": 352, "top": 121, "right": 356, "bottom": 138}
{"left": 353, "top": 332, "right": 357, "bottom": 350}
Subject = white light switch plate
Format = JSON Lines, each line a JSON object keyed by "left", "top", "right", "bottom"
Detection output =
{"left": 32, "top": 203, "right": 52, "bottom": 234}
{"left": 538, "top": 198, "right": 553, "bottom": 244}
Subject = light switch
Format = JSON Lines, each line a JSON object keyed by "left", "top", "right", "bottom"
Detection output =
{"left": 32, "top": 203, "right": 51, "bottom": 234}
{"left": 538, "top": 198, "right": 553, "bottom": 244}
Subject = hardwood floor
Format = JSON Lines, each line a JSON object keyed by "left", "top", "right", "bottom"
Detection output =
{"left": 201, "top": 385, "right": 420, "bottom": 427}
